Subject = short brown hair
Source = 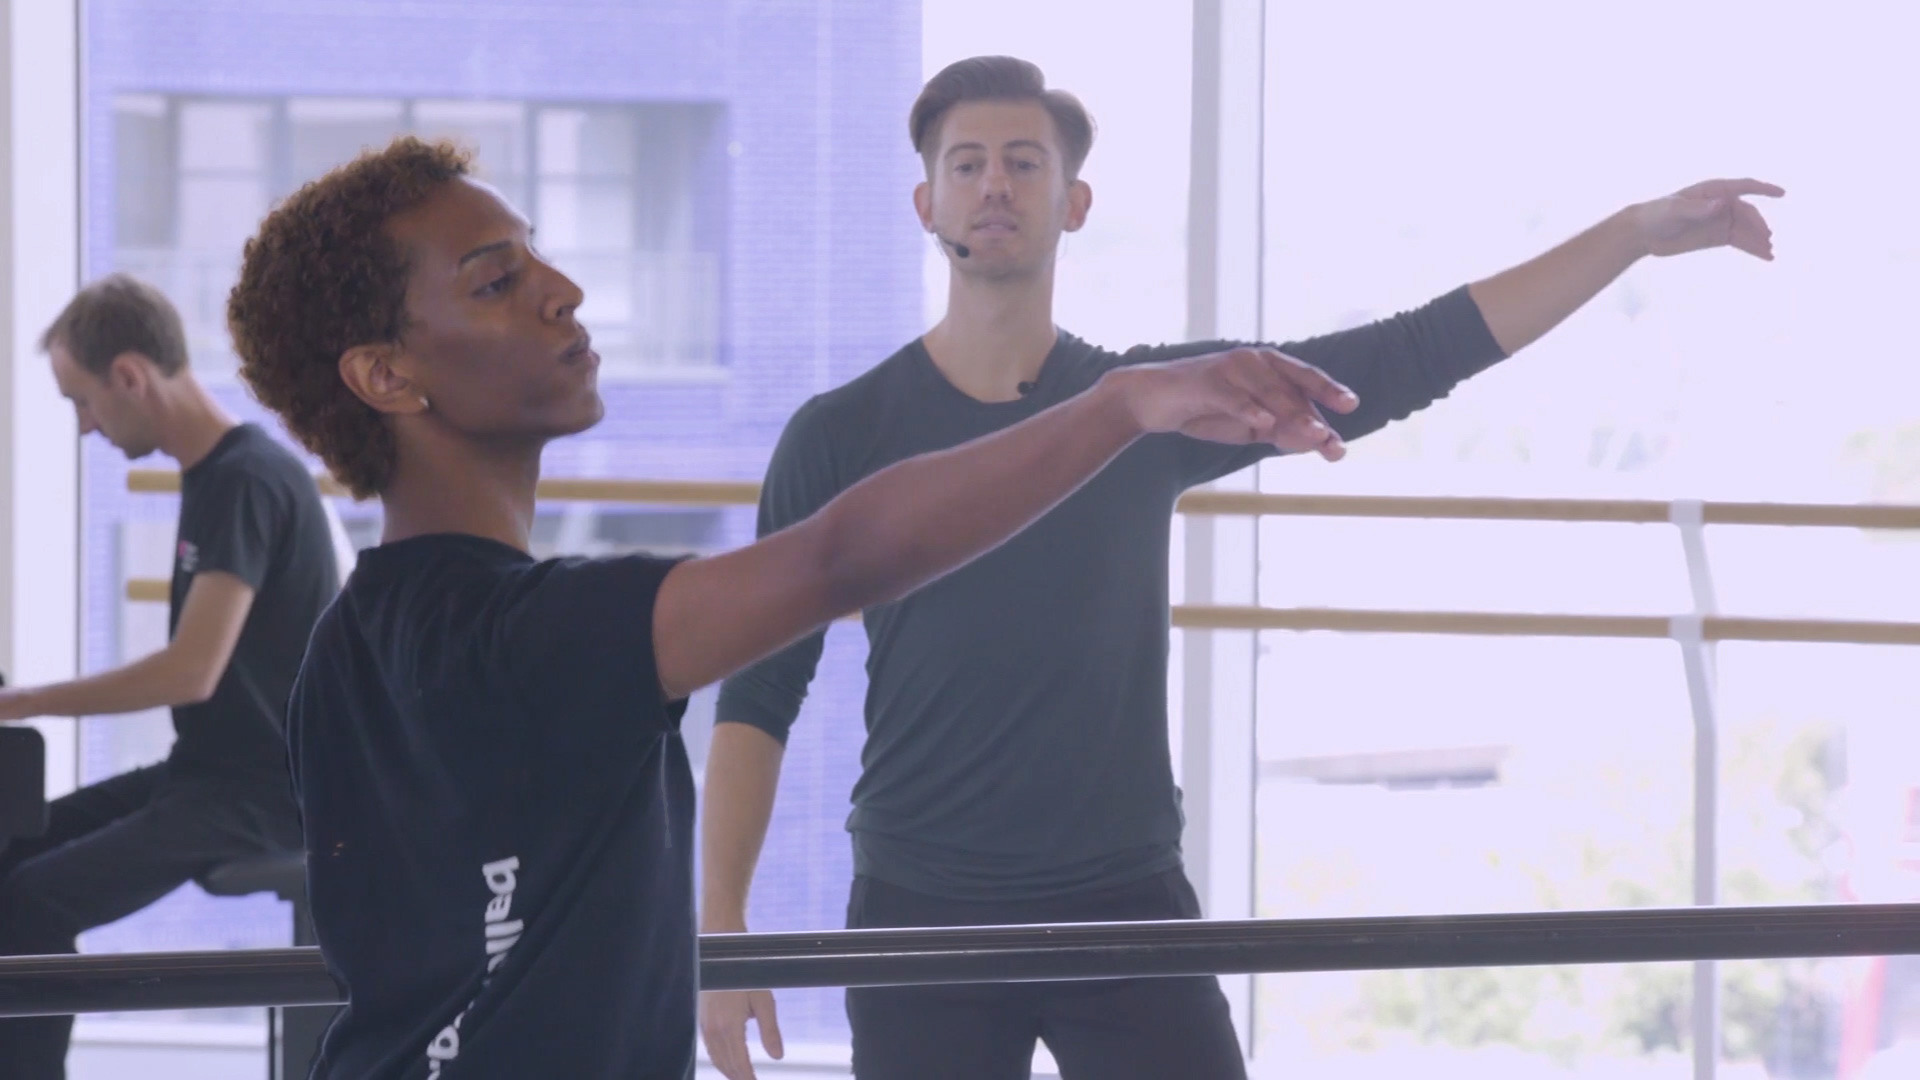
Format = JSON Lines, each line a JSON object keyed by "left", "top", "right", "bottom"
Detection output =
{"left": 909, "top": 56, "right": 1096, "bottom": 178}
{"left": 227, "top": 136, "right": 472, "bottom": 499}
{"left": 41, "top": 273, "right": 190, "bottom": 377}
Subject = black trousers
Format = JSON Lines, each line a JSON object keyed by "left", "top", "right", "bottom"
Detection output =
{"left": 0, "top": 762, "right": 302, "bottom": 1080}
{"left": 845, "top": 869, "right": 1248, "bottom": 1080}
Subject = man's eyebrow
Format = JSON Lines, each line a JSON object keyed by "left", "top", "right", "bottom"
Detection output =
{"left": 942, "top": 140, "right": 1053, "bottom": 160}
{"left": 458, "top": 239, "right": 513, "bottom": 268}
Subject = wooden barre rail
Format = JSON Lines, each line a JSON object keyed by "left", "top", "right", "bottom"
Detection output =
{"left": 124, "top": 469, "right": 1920, "bottom": 530}
{"left": 116, "top": 579, "right": 1920, "bottom": 646}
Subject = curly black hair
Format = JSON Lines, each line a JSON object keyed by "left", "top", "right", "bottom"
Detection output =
{"left": 228, "top": 136, "right": 472, "bottom": 498}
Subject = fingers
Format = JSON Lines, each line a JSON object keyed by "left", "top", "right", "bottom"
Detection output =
{"left": 1731, "top": 201, "right": 1776, "bottom": 261}
{"left": 700, "top": 992, "right": 759, "bottom": 1080}
{"left": 1224, "top": 349, "right": 1352, "bottom": 456}
{"left": 1679, "top": 177, "right": 1786, "bottom": 200}
{"left": 755, "top": 991, "right": 785, "bottom": 1060}
{"left": 1221, "top": 382, "right": 1345, "bottom": 460}
{"left": 1221, "top": 357, "right": 1332, "bottom": 446}
{"left": 1248, "top": 347, "right": 1359, "bottom": 414}
{"left": 1726, "top": 177, "right": 1786, "bottom": 199}
{"left": 1311, "top": 421, "right": 1349, "bottom": 461}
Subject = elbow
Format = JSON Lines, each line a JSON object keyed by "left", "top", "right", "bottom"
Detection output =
{"left": 177, "top": 683, "right": 217, "bottom": 707}
{"left": 176, "top": 667, "right": 223, "bottom": 706}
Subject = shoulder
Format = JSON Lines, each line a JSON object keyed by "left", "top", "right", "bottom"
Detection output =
{"left": 519, "top": 551, "right": 684, "bottom": 598}
{"left": 768, "top": 343, "right": 923, "bottom": 468}
{"left": 1038, "top": 333, "right": 1238, "bottom": 382}
{"left": 496, "top": 553, "right": 689, "bottom": 705}
{"left": 499, "top": 552, "right": 688, "bottom": 645}
{"left": 792, "top": 344, "right": 921, "bottom": 431}
{"left": 194, "top": 426, "right": 315, "bottom": 501}
{"left": 287, "top": 590, "right": 358, "bottom": 697}
{"left": 1109, "top": 337, "right": 1242, "bottom": 369}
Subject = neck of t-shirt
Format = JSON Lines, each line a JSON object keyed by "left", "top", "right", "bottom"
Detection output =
{"left": 921, "top": 320, "right": 1063, "bottom": 405}
{"left": 179, "top": 421, "right": 250, "bottom": 475}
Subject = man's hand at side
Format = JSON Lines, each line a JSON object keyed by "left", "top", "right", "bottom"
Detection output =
{"left": 700, "top": 983, "right": 784, "bottom": 1080}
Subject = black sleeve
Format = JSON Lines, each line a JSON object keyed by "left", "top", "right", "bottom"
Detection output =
{"left": 499, "top": 553, "right": 688, "bottom": 734}
{"left": 185, "top": 466, "right": 287, "bottom": 590}
{"left": 1178, "top": 284, "right": 1509, "bottom": 486}
{"left": 713, "top": 398, "right": 844, "bottom": 746}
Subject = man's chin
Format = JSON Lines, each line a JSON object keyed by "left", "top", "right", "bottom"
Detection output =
{"left": 559, "top": 395, "right": 606, "bottom": 437}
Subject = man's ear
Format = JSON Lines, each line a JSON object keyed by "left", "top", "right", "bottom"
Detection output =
{"left": 913, "top": 180, "right": 935, "bottom": 234}
{"left": 1065, "top": 178, "right": 1093, "bottom": 234}
{"left": 339, "top": 344, "right": 429, "bottom": 417}
{"left": 105, "top": 351, "right": 155, "bottom": 396}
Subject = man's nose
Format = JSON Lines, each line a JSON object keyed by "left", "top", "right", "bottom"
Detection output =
{"left": 982, "top": 163, "right": 1013, "bottom": 199}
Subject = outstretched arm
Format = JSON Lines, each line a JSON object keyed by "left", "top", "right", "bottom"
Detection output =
{"left": 653, "top": 347, "right": 1357, "bottom": 701}
{"left": 1470, "top": 177, "right": 1782, "bottom": 355}
{"left": 1181, "top": 177, "right": 1785, "bottom": 483}
{"left": 0, "top": 573, "right": 255, "bottom": 720}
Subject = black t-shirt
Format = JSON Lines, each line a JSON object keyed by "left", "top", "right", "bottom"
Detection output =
{"left": 168, "top": 423, "right": 339, "bottom": 789}
{"left": 288, "top": 535, "right": 693, "bottom": 1079}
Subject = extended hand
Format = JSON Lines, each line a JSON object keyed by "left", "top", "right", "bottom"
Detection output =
{"left": 1107, "top": 346, "right": 1360, "bottom": 461}
{"left": 0, "top": 688, "right": 34, "bottom": 722}
{"left": 1633, "top": 178, "right": 1784, "bottom": 261}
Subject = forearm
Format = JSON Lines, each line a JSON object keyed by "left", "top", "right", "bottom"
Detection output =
{"left": 812, "top": 379, "right": 1139, "bottom": 612}
{"left": 700, "top": 722, "right": 787, "bottom": 931}
{"left": 0, "top": 649, "right": 209, "bottom": 720}
{"left": 1275, "top": 287, "right": 1505, "bottom": 444}
{"left": 1468, "top": 206, "right": 1650, "bottom": 355}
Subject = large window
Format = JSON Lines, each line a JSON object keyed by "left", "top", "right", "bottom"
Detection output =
{"left": 1247, "top": 1, "right": 1920, "bottom": 1077}
{"left": 110, "top": 94, "right": 722, "bottom": 380}
{"left": 65, "top": 1, "right": 1920, "bottom": 1077}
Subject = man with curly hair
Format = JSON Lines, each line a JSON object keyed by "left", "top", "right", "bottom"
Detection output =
{"left": 225, "top": 134, "right": 1360, "bottom": 1078}
{"left": 0, "top": 274, "right": 338, "bottom": 1078}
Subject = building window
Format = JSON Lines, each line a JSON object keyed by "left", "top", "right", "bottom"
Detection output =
{"left": 110, "top": 95, "right": 724, "bottom": 380}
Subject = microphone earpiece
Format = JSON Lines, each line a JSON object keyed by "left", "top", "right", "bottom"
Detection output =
{"left": 937, "top": 234, "right": 971, "bottom": 259}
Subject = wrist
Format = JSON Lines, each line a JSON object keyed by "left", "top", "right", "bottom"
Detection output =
{"left": 1613, "top": 202, "right": 1655, "bottom": 262}
{"left": 701, "top": 908, "right": 748, "bottom": 934}
{"left": 0, "top": 687, "right": 38, "bottom": 721}
{"left": 1089, "top": 369, "right": 1148, "bottom": 439}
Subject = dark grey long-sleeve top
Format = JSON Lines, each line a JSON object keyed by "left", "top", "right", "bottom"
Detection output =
{"left": 716, "top": 286, "right": 1507, "bottom": 900}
